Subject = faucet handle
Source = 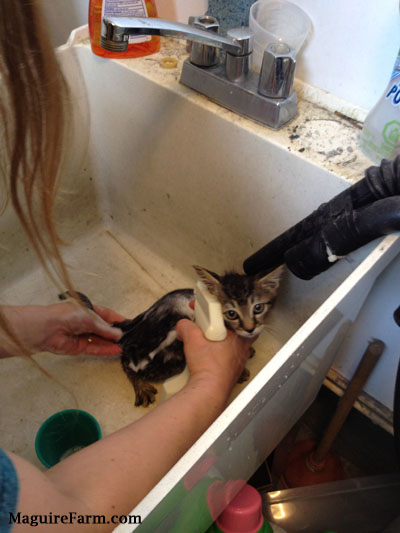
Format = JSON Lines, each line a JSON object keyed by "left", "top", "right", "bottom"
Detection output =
{"left": 258, "top": 43, "right": 296, "bottom": 98}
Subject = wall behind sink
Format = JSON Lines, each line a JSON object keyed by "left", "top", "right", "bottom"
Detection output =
{"left": 40, "top": 0, "right": 399, "bottom": 111}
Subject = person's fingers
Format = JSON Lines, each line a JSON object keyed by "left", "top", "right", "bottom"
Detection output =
{"left": 82, "top": 309, "right": 123, "bottom": 342}
{"left": 176, "top": 319, "right": 204, "bottom": 342}
{"left": 93, "top": 305, "right": 127, "bottom": 324}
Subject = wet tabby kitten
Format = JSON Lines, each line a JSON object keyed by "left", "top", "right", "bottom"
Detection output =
{"left": 115, "top": 265, "right": 283, "bottom": 407}
{"left": 63, "top": 265, "right": 283, "bottom": 407}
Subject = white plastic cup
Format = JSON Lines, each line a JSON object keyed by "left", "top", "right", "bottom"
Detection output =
{"left": 249, "top": 0, "right": 312, "bottom": 71}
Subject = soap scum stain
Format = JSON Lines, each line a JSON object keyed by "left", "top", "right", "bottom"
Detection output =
{"left": 287, "top": 113, "right": 363, "bottom": 170}
{"left": 286, "top": 96, "right": 367, "bottom": 175}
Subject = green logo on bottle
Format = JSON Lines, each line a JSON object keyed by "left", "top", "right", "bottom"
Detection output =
{"left": 383, "top": 120, "right": 400, "bottom": 147}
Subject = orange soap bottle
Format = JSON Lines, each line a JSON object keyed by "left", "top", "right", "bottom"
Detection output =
{"left": 88, "top": 0, "right": 160, "bottom": 58}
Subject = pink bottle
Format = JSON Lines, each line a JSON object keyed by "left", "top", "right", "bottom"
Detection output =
{"left": 208, "top": 483, "right": 273, "bottom": 533}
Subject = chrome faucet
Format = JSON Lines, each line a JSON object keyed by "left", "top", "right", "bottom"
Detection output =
{"left": 101, "top": 16, "right": 297, "bottom": 129}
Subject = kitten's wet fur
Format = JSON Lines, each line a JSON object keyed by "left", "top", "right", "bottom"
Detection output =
{"left": 62, "top": 266, "right": 283, "bottom": 407}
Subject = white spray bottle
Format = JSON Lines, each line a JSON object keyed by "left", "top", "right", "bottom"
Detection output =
{"left": 359, "top": 48, "right": 400, "bottom": 164}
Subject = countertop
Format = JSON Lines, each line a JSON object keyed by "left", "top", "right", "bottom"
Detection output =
{"left": 71, "top": 29, "right": 373, "bottom": 184}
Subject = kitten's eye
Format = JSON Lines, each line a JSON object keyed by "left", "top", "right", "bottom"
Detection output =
{"left": 253, "top": 303, "right": 265, "bottom": 314}
{"left": 225, "top": 310, "right": 239, "bottom": 320}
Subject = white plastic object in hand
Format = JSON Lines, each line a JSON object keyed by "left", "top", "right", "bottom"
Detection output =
{"left": 159, "top": 366, "right": 190, "bottom": 402}
{"left": 194, "top": 281, "right": 227, "bottom": 341}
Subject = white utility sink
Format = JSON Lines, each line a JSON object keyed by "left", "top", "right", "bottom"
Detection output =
{"left": 0, "top": 26, "right": 399, "bottom": 532}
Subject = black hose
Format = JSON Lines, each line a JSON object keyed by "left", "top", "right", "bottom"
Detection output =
{"left": 284, "top": 196, "right": 400, "bottom": 279}
{"left": 244, "top": 156, "right": 400, "bottom": 277}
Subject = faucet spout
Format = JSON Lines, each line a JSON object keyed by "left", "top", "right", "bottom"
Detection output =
{"left": 101, "top": 17, "right": 243, "bottom": 55}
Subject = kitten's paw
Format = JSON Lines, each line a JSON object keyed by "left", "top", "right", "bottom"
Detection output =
{"left": 237, "top": 368, "right": 250, "bottom": 383}
{"left": 134, "top": 381, "right": 158, "bottom": 407}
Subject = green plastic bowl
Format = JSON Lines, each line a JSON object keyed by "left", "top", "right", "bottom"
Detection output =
{"left": 35, "top": 409, "right": 101, "bottom": 468}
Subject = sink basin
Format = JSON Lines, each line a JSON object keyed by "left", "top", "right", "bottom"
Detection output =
{"left": 0, "top": 26, "right": 399, "bottom": 531}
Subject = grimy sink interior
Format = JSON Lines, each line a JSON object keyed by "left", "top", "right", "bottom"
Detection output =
{"left": 1, "top": 29, "right": 398, "bottom": 531}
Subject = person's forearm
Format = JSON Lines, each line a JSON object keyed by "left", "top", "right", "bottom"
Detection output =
{"left": 46, "top": 375, "right": 226, "bottom": 528}
{"left": 0, "top": 306, "right": 30, "bottom": 358}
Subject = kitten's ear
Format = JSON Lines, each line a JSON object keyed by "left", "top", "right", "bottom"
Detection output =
{"left": 192, "top": 265, "right": 221, "bottom": 296}
{"left": 256, "top": 266, "right": 284, "bottom": 292}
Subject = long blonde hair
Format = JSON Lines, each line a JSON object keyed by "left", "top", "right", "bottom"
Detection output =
{"left": 0, "top": 0, "right": 75, "bottom": 349}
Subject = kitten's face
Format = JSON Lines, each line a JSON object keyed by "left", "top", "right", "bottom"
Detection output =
{"left": 193, "top": 265, "right": 283, "bottom": 338}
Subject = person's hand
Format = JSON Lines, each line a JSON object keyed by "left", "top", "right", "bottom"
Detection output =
{"left": 176, "top": 319, "right": 253, "bottom": 405}
{"left": 1, "top": 302, "right": 125, "bottom": 357}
